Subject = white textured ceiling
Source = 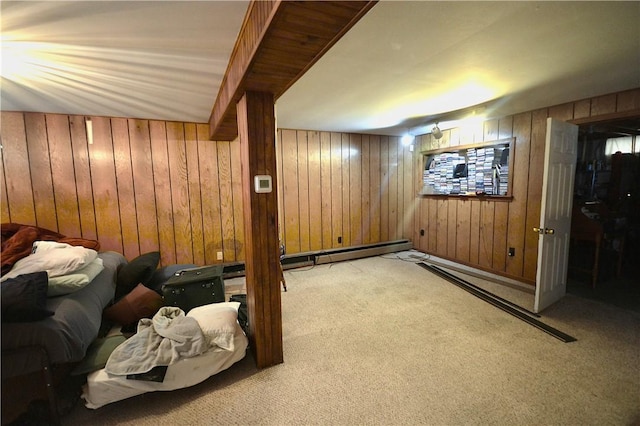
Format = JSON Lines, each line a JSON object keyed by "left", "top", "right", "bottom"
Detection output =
{"left": 1, "top": 1, "right": 249, "bottom": 124}
{"left": 2, "top": 1, "right": 639, "bottom": 137}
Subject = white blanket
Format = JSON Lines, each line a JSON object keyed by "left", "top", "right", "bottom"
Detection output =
{"left": 105, "top": 307, "right": 206, "bottom": 376}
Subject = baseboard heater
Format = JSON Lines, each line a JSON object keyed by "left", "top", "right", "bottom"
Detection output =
{"left": 418, "top": 262, "right": 577, "bottom": 343}
{"left": 222, "top": 240, "right": 412, "bottom": 278}
{"left": 314, "top": 240, "right": 413, "bottom": 265}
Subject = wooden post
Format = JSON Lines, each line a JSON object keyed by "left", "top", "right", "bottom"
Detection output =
{"left": 236, "top": 91, "right": 283, "bottom": 368}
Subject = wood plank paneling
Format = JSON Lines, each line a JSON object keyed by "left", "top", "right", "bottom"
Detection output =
{"left": 307, "top": 131, "right": 322, "bottom": 251}
{"left": 111, "top": 118, "right": 139, "bottom": 259}
{"left": 2, "top": 112, "right": 36, "bottom": 224}
{"left": 281, "top": 129, "right": 300, "bottom": 253}
{"left": 428, "top": 198, "right": 438, "bottom": 252}
{"left": 90, "top": 116, "right": 123, "bottom": 253}
{"left": 617, "top": 88, "right": 640, "bottom": 111}
{"left": 331, "top": 132, "right": 343, "bottom": 247}
{"left": 149, "top": 120, "right": 176, "bottom": 265}
{"left": 341, "top": 133, "right": 351, "bottom": 247}
{"left": 272, "top": 129, "right": 415, "bottom": 254}
{"left": 320, "top": 132, "right": 333, "bottom": 248}
{"left": 166, "top": 122, "right": 193, "bottom": 264}
{"left": 402, "top": 143, "right": 415, "bottom": 240}
{"left": 229, "top": 135, "right": 245, "bottom": 261}
{"left": 523, "top": 109, "right": 548, "bottom": 280}
{"left": 369, "top": 135, "right": 381, "bottom": 243}
{"left": 591, "top": 94, "right": 617, "bottom": 116}
{"left": 69, "top": 115, "right": 97, "bottom": 240}
{"left": 436, "top": 199, "right": 447, "bottom": 256}
{"left": 349, "top": 134, "right": 362, "bottom": 246}
{"left": 186, "top": 123, "right": 205, "bottom": 266}
{"left": 3, "top": 87, "right": 634, "bottom": 284}
{"left": 129, "top": 119, "right": 159, "bottom": 254}
{"left": 217, "top": 142, "right": 236, "bottom": 262}
{"left": 456, "top": 199, "right": 471, "bottom": 262}
{"left": 505, "top": 112, "right": 532, "bottom": 277}
{"left": 379, "top": 136, "right": 390, "bottom": 243}
{"left": 387, "top": 137, "right": 398, "bottom": 241}
{"left": 47, "top": 114, "right": 80, "bottom": 237}
{"left": 26, "top": 113, "right": 57, "bottom": 231}
{"left": 296, "top": 130, "right": 310, "bottom": 252}
{"left": 360, "top": 135, "right": 371, "bottom": 244}
{"left": 1, "top": 112, "right": 238, "bottom": 266}
{"left": 199, "top": 129, "right": 224, "bottom": 265}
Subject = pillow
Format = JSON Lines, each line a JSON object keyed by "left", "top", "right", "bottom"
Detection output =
{"left": 144, "top": 263, "right": 197, "bottom": 295}
{"left": 47, "top": 257, "right": 104, "bottom": 297}
{"left": 104, "top": 283, "right": 164, "bottom": 326}
{"left": 0, "top": 242, "right": 97, "bottom": 282}
{"left": 58, "top": 237, "right": 100, "bottom": 251}
{"left": 1, "top": 224, "right": 64, "bottom": 275}
{"left": 115, "top": 252, "right": 160, "bottom": 301}
{"left": 33, "top": 240, "right": 73, "bottom": 252}
{"left": 1, "top": 271, "right": 54, "bottom": 322}
{"left": 187, "top": 302, "right": 240, "bottom": 351}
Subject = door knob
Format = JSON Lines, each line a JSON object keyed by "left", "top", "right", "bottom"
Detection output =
{"left": 533, "top": 227, "right": 555, "bottom": 235}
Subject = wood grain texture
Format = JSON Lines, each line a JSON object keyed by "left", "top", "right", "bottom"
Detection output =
{"left": 111, "top": 118, "right": 139, "bottom": 259}
{"left": 368, "top": 135, "right": 381, "bottom": 243}
{"left": 199, "top": 130, "right": 224, "bottom": 265}
{"left": 522, "top": 109, "right": 548, "bottom": 281}
{"left": 149, "top": 120, "right": 176, "bottom": 265}
{"left": 296, "top": 130, "right": 311, "bottom": 252}
{"left": 129, "top": 119, "right": 159, "bottom": 254}
{"left": 46, "top": 114, "right": 80, "bottom": 237}
{"left": 320, "top": 131, "right": 333, "bottom": 248}
{"left": 229, "top": 133, "right": 245, "bottom": 262}
{"left": 210, "top": 1, "right": 376, "bottom": 140}
{"left": 1, "top": 112, "right": 36, "bottom": 224}
{"left": 26, "top": 113, "right": 57, "bottom": 231}
{"left": 186, "top": 123, "right": 205, "bottom": 266}
{"left": 2, "top": 88, "right": 633, "bottom": 283}
{"left": 69, "top": 115, "right": 98, "bottom": 240}
{"left": 331, "top": 132, "right": 343, "bottom": 247}
{"left": 307, "top": 131, "right": 322, "bottom": 251}
{"left": 340, "top": 133, "right": 351, "bottom": 247}
{"left": 89, "top": 117, "right": 123, "bottom": 253}
{"left": 349, "top": 134, "right": 362, "bottom": 246}
{"left": 237, "top": 91, "right": 282, "bottom": 368}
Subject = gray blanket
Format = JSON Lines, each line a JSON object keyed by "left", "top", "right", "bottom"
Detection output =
{"left": 105, "top": 306, "right": 206, "bottom": 376}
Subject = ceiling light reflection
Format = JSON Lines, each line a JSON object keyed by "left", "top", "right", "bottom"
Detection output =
{"left": 365, "top": 81, "right": 496, "bottom": 130}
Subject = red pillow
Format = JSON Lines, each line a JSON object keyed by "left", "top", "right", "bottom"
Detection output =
{"left": 104, "top": 284, "right": 163, "bottom": 326}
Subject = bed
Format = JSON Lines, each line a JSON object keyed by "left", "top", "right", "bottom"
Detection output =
{"left": 82, "top": 304, "right": 249, "bottom": 409}
{"left": 1, "top": 223, "right": 126, "bottom": 423}
{"left": 1, "top": 251, "right": 126, "bottom": 377}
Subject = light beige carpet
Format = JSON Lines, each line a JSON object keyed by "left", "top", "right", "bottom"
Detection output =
{"left": 63, "top": 253, "right": 640, "bottom": 425}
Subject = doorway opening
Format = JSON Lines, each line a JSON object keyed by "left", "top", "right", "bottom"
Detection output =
{"left": 569, "top": 116, "right": 640, "bottom": 312}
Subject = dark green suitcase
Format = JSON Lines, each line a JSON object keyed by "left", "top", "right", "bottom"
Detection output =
{"left": 162, "top": 265, "right": 224, "bottom": 313}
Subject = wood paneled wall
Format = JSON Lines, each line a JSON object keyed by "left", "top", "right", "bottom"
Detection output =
{"left": 0, "top": 113, "right": 245, "bottom": 267}
{"left": 2, "top": 89, "right": 637, "bottom": 280}
{"left": 0, "top": 113, "right": 415, "bottom": 267}
{"left": 413, "top": 88, "right": 640, "bottom": 284}
{"left": 276, "top": 130, "right": 415, "bottom": 253}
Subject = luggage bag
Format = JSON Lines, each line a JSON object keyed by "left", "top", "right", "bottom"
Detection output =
{"left": 162, "top": 265, "right": 225, "bottom": 313}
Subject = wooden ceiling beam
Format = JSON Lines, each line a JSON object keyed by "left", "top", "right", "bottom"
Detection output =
{"left": 208, "top": 0, "right": 377, "bottom": 141}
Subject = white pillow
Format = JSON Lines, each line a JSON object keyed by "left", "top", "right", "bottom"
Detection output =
{"left": 33, "top": 240, "right": 72, "bottom": 252}
{"left": 0, "top": 242, "right": 98, "bottom": 282}
{"left": 48, "top": 257, "right": 105, "bottom": 297}
{"left": 187, "top": 302, "right": 240, "bottom": 351}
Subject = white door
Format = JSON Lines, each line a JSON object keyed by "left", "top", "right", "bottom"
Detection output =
{"left": 534, "top": 117, "right": 579, "bottom": 313}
